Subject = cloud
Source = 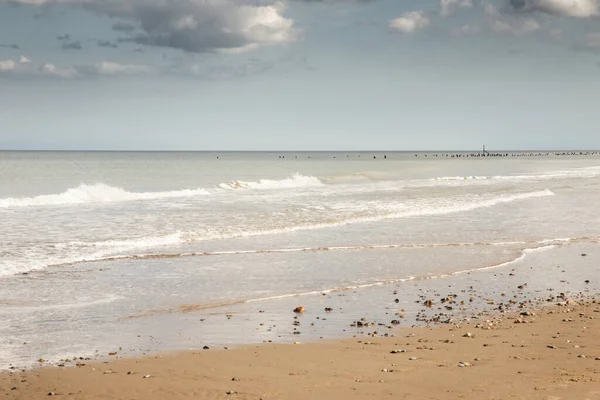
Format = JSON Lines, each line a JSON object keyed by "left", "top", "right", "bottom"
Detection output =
{"left": 0, "top": 55, "right": 30, "bottom": 72}
{"left": 97, "top": 40, "right": 118, "bottom": 48}
{"left": 389, "top": 11, "right": 431, "bottom": 33}
{"left": 8, "top": 0, "right": 300, "bottom": 54}
{"left": 61, "top": 40, "right": 82, "bottom": 50}
{"left": 0, "top": 44, "right": 20, "bottom": 49}
{"left": 94, "top": 62, "right": 155, "bottom": 75}
{"left": 0, "top": 56, "right": 154, "bottom": 78}
{"left": 490, "top": 17, "right": 541, "bottom": 34}
{"left": 41, "top": 63, "right": 78, "bottom": 78}
{"left": 112, "top": 21, "right": 137, "bottom": 32}
{"left": 453, "top": 3, "right": 541, "bottom": 35}
{"left": 508, "top": 0, "right": 598, "bottom": 18}
{"left": 441, "top": 0, "right": 474, "bottom": 16}
{"left": 586, "top": 32, "right": 600, "bottom": 46}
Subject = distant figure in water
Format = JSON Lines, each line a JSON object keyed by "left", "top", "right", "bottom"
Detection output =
{"left": 384, "top": 155, "right": 387, "bottom": 159}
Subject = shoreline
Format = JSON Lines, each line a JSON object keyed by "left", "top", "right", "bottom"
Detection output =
{"left": 3, "top": 240, "right": 599, "bottom": 372}
{"left": 2, "top": 295, "right": 599, "bottom": 399}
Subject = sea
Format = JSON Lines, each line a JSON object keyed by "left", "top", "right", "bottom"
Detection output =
{"left": 1, "top": 151, "right": 599, "bottom": 369}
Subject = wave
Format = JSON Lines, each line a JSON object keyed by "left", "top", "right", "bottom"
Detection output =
{"left": 0, "top": 174, "right": 324, "bottom": 209}
{"left": 436, "top": 176, "right": 490, "bottom": 181}
{"left": 433, "top": 166, "right": 600, "bottom": 185}
{"left": 0, "top": 189, "right": 556, "bottom": 277}
{"left": 218, "top": 173, "right": 323, "bottom": 190}
{"left": 119, "top": 242, "right": 570, "bottom": 319}
{"left": 0, "top": 183, "right": 211, "bottom": 208}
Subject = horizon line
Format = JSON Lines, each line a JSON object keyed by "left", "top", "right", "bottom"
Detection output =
{"left": 1, "top": 149, "right": 600, "bottom": 153}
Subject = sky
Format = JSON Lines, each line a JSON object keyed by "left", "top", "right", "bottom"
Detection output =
{"left": 0, "top": 0, "right": 599, "bottom": 151}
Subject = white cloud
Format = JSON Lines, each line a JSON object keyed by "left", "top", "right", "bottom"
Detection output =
{"left": 5, "top": 0, "right": 300, "bottom": 54}
{"left": 0, "top": 55, "right": 33, "bottom": 73}
{"left": 0, "top": 56, "right": 155, "bottom": 78}
{"left": 389, "top": 11, "right": 431, "bottom": 33}
{"left": 508, "top": 0, "right": 598, "bottom": 18}
{"left": 0, "top": 59, "right": 18, "bottom": 72}
{"left": 95, "top": 62, "right": 155, "bottom": 75}
{"left": 41, "top": 63, "right": 78, "bottom": 78}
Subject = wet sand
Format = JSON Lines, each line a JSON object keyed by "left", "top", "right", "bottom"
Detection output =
{"left": 3, "top": 297, "right": 599, "bottom": 400}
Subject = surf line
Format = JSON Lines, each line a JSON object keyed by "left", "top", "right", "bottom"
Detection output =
{"left": 48, "top": 237, "right": 593, "bottom": 270}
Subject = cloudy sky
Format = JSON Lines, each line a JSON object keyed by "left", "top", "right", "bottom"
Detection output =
{"left": 0, "top": 0, "right": 599, "bottom": 150}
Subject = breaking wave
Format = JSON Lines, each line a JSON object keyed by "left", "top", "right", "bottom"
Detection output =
{"left": 0, "top": 184, "right": 211, "bottom": 208}
{"left": 0, "top": 174, "right": 324, "bottom": 209}
{"left": 218, "top": 173, "right": 324, "bottom": 190}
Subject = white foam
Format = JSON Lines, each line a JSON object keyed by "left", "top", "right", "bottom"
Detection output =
{"left": 432, "top": 166, "right": 600, "bottom": 186}
{"left": 0, "top": 183, "right": 211, "bottom": 208}
{"left": 218, "top": 173, "right": 324, "bottom": 190}
{"left": 0, "top": 189, "right": 556, "bottom": 277}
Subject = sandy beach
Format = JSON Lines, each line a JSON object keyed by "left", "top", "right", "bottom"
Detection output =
{"left": 3, "top": 296, "right": 599, "bottom": 400}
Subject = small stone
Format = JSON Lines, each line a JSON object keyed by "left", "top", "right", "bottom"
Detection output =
{"left": 578, "top": 355, "right": 586, "bottom": 359}
{"left": 381, "top": 368, "right": 388, "bottom": 372}
{"left": 226, "top": 391, "right": 236, "bottom": 395}
{"left": 409, "top": 357, "right": 417, "bottom": 361}
{"left": 458, "top": 362, "right": 471, "bottom": 367}
{"left": 127, "top": 371, "right": 133, "bottom": 375}
{"left": 463, "top": 332, "right": 473, "bottom": 338}
{"left": 547, "top": 345, "right": 556, "bottom": 349}
{"left": 203, "top": 346, "right": 210, "bottom": 350}
{"left": 390, "top": 349, "right": 406, "bottom": 354}
{"left": 143, "top": 375, "right": 152, "bottom": 379}
{"left": 293, "top": 306, "right": 306, "bottom": 313}
{"left": 595, "top": 357, "right": 600, "bottom": 361}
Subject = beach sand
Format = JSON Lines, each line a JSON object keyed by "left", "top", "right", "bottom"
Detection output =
{"left": 2, "top": 298, "right": 599, "bottom": 400}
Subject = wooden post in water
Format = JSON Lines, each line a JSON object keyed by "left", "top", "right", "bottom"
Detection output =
{"left": 483, "top": 144, "right": 489, "bottom": 156}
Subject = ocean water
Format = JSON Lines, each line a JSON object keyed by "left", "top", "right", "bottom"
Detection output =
{"left": 1, "top": 151, "right": 600, "bottom": 368}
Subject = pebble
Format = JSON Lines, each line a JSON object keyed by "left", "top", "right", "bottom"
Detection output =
{"left": 390, "top": 349, "right": 406, "bottom": 354}
{"left": 578, "top": 355, "right": 586, "bottom": 359}
{"left": 409, "top": 357, "right": 418, "bottom": 361}
{"left": 595, "top": 357, "right": 600, "bottom": 361}
{"left": 47, "top": 392, "right": 54, "bottom": 396}
{"left": 226, "top": 391, "right": 236, "bottom": 395}
{"left": 547, "top": 345, "right": 556, "bottom": 349}
{"left": 143, "top": 375, "right": 152, "bottom": 379}
{"left": 458, "top": 362, "right": 471, "bottom": 367}
{"left": 293, "top": 306, "right": 306, "bottom": 314}
{"left": 463, "top": 332, "right": 473, "bottom": 338}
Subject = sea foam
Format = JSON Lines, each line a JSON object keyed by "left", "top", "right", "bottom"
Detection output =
{"left": 218, "top": 173, "right": 324, "bottom": 190}
{"left": 0, "top": 183, "right": 211, "bottom": 208}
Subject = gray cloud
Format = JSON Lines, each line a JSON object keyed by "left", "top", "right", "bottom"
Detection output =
{"left": 97, "top": 40, "right": 118, "bottom": 48}
{"left": 61, "top": 40, "right": 82, "bottom": 50}
{"left": 10, "top": 0, "right": 300, "bottom": 54}
{"left": 112, "top": 20, "right": 137, "bottom": 32}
